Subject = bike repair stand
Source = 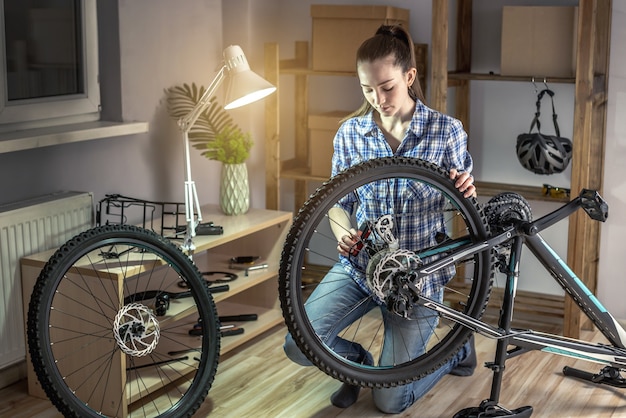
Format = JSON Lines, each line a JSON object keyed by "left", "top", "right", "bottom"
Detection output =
{"left": 453, "top": 238, "right": 533, "bottom": 418}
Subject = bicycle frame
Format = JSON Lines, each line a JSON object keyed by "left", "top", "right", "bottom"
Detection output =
{"left": 410, "top": 189, "right": 626, "bottom": 410}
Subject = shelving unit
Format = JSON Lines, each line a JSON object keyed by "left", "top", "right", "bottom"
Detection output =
{"left": 20, "top": 205, "right": 292, "bottom": 405}
{"left": 264, "top": 41, "right": 350, "bottom": 211}
{"left": 185, "top": 205, "right": 292, "bottom": 352}
{"left": 431, "top": 0, "right": 611, "bottom": 337}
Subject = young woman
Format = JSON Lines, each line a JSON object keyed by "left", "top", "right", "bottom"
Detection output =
{"left": 283, "top": 24, "right": 477, "bottom": 414}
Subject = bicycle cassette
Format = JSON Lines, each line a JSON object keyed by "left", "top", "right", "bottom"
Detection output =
{"left": 483, "top": 192, "right": 532, "bottom": 234}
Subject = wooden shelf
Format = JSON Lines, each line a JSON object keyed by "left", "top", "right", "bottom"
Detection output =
{"left": 0, "top": 120, "right": 149, "bottom": 154}
{"left": 279, "top": 65, "right": 356, "bottom": 78}
{"left": 447, "top": 71, "right": 576, "bottom": 84}
{"left": 431, "top": 0, "right": 611, "bottom": 338}
{"left": 190, "top": 205, "right": 292, "bottom": 253}
{"left": 280, "top": 157, "right": 329, "bottom": 181}
{"left": 476, "top": 181, "right": 569, "bottom": 203}
{"left": 276, "top": 170, "right": 571, "bottom": 203}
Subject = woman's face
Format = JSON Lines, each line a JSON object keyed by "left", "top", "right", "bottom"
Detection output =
{"left": 357, "top": 55, "right": 416, "bottom": 117}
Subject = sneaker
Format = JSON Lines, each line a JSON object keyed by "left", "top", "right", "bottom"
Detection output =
{"left": 450, "top": 335, "right": 477, "bottom": 376}
{"left": 330, "top": 351, "right": 373, "bottom": 408}
{"left": 331, "top": 383, "right": 361, "bottom": 408}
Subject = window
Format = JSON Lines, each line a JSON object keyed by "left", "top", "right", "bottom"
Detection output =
{"left": 0, "top": 0, "right": 99, "bottom": 132}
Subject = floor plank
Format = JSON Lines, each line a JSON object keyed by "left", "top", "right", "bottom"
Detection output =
{"left": 3, "top": 324, "right": 626, "bottom": 417}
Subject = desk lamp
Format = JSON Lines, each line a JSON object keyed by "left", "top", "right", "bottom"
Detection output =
{"left": 177, "top": 45, "right": 276, "bottom": 253}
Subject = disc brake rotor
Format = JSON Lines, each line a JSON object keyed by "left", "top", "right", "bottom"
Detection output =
{"left": 113, "top": 303, "right": 160, "bottom": 356}
{"left": 366, "top": 248, "right": 423, "bottom": 318}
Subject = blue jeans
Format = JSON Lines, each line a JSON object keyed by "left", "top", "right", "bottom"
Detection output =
{"left": 283, "top": 263, "right": 469, "bottom": 414}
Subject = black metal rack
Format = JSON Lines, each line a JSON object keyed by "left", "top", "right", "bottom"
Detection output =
{"left": 95, "top": 194, "right": 193, "bottom": 240}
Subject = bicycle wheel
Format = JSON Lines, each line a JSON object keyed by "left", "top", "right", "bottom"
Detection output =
{"left": 279, "top": 156, "right": 493, "bottom": 387}
{"left": 27, "top": 225, "right": 220, "bottom": 418}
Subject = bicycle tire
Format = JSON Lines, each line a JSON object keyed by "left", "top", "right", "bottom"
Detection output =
{"left": 279, "top": 156, "right": 493, "bottom": 387}
{"left": 27, "top": 225, "right": 220, "bottom": 418}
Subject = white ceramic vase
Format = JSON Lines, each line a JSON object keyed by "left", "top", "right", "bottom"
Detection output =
{"left": 220, "top": 163, "right": 250, "bottom": 215}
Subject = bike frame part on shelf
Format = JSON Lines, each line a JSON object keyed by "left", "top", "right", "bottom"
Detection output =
{"left": 411, "top": 189, "right": 624, "bottom": 410}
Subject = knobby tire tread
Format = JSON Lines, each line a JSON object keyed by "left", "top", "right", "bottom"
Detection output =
{"left": 27, "top": 225, "right": 220, "bottom": 418}
{"left": 279, "top": 156, "right": 493, "bottom": 388}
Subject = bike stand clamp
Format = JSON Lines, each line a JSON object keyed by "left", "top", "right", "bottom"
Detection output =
{"left": 453, "top": 400, "right": 533, "bottom": 418}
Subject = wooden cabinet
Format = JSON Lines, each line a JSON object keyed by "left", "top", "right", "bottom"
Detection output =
{"left": 20, "top": 205, "right": 291, "bottom": 403}
{"left": 430, "top": 0, "right": 611, "bottom": 337}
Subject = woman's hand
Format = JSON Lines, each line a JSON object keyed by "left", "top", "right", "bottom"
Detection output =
{"left": 449, "top": 168, "right": 476, "bottom": 198}
{"left": 337, "top": 228, "right": 364, "bottom": 256}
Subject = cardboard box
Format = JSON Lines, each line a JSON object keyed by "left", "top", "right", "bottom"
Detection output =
{"left": 311, "top": 5, "right": 410, "bottom": 72}
{"left": 501, "top": 6, "right": 577, "bottom": 78}
{"left": 308, "top": 111, "right": 349, "bottom": 177}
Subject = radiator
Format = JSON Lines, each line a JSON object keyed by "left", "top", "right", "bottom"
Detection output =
{"left": 0, "top": 191, "right": 93, "bottom": 370}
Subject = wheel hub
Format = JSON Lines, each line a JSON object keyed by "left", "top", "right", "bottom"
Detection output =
{"left": 113, "top": 303, "right": 160, "bottom": 356}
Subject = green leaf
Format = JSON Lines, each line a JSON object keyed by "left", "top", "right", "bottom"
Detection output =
{"left": 166, "top": 82, "right": 251, "bottom": 163}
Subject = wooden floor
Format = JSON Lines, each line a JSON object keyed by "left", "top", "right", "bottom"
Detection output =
{"left": 2, "top": 324, "right": 626, "bottom": 418}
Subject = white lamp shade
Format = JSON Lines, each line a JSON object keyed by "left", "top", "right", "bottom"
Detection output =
{"left": 222, "top": 45, "right": 276, "bottom": 110}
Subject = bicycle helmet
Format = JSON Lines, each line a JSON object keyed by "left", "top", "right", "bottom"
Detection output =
{"left": 516, "top": 133, "right": 572, "bottom": 175}
{"left": 516, "top": 88, "right": 572, "bottom": 175}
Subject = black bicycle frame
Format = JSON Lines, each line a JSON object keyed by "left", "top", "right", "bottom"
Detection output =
{"left": 413, "top": 189, "right": 626, "bottom": 371}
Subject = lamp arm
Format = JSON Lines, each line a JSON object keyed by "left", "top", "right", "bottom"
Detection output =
{"left": 177, "top": 64, "right": 226, "bottom": 255}
{"left": 178, "top": 65, "right": 227, "bottom": 133}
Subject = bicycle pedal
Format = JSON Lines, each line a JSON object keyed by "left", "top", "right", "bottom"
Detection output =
{"left": 453, "top": 403, "right": 533, "bottom": 418}
{"left": 580, "top": 189, "right": 609, "bottom": 222}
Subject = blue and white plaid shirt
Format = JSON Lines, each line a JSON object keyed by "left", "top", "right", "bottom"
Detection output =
{"left": 331, "top": 99, "right": 473, "bottom": 300}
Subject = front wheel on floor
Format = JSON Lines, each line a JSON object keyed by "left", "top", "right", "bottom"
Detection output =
{"left": 27, "top": 225, "right": 220, "bottom": 418}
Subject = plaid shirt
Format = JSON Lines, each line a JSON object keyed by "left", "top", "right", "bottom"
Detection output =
{"left": 331, "top": 100, "right": 473, "bottom": 300}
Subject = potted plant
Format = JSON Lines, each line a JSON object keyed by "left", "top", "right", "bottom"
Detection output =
{"left": 166, "top": 83, "right": 252, "bottom": 215}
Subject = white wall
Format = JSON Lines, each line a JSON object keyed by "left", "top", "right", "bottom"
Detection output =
{"left": 597, "top": 3, "right": 626, "bottom": 319}
{"left": 116, "top": 0, "right": 225, "bottom": 207}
